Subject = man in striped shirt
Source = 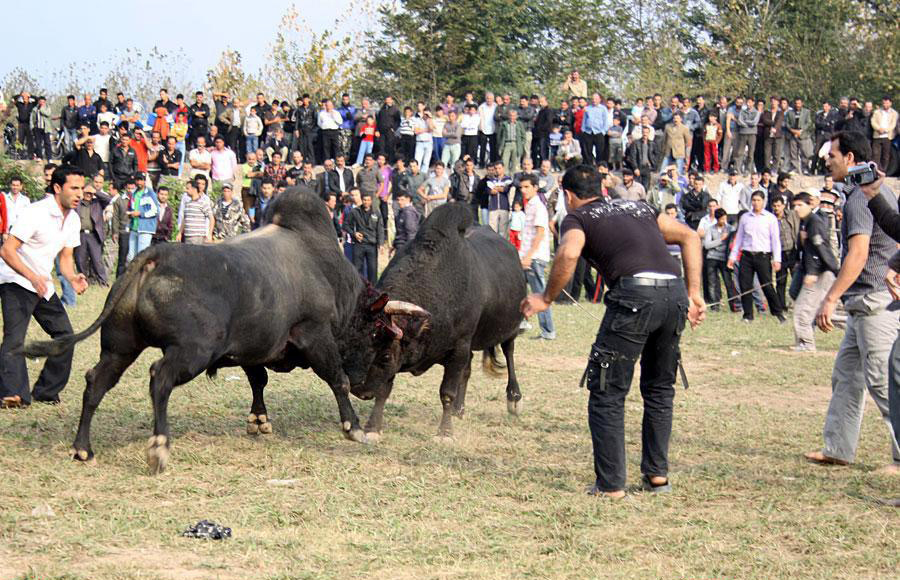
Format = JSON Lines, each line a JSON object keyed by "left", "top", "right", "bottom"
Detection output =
{"left": 177, "top": 179, "right": 214, "bottom": 244}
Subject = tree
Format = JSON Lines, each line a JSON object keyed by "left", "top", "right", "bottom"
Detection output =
{"left": 206, "top": 50, "right": 263, "bottom": 101}
{"left": 264, "top": 5, "right": 360, "bottom": 100}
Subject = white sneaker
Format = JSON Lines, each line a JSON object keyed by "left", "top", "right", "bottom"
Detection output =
{"left": 519, "top": 320, "right": 533, "bottom": 331}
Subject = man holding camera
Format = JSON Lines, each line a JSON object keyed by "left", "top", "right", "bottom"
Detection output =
{"left": 805, "top": 131, "right": 900, "bottom": 470}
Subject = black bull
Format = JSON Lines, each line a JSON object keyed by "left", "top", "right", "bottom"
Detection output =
{"left": 24, "top": 192, "right": 524, "bottom": 471}
{"left": 347, "top": 203, "right": 526, "bottom": 440}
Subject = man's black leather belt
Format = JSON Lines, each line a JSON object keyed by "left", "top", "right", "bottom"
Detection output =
{"left": 743, "top": 251, "right": 771, "bottom": 256}
{"left": 615, "top": 277, "right": 682, "bottom": 288}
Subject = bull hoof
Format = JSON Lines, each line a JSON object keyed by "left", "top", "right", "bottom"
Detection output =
{"left": 452, "top": 405, "right": 465, "bottom": 419}
{"left": 365, "top": 431, "right": 382, "bottom": 443}
{"left": 72, "top": 448, "right": 97, "bottom": 465}
{"left": 344, "top": 428, "right": 369, "bottom": 444}
{"left": 507, "top": 399, "right": 523, "bottom": 416}
{"left": 247, "top": 413, "right": 273, "bottom": 435}
{"left": 145, "top": 435, "right": 170, "bottom": 475}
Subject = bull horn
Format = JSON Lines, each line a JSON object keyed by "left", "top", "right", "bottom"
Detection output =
{"left": 384, "top": 301, "right": 431, "bottom": 317}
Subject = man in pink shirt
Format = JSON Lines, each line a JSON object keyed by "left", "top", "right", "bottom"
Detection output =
{"left": 210, "top": 134, "right": 238, "bottom": 188}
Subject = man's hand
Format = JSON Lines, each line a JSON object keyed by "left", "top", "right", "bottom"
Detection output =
{"left": 354, "top": 232, "right": 363, "bottom": 242}
{"left": 520, "top": 257, "right": 532, "bottom": 270}
{"left": 30, "top": 275, "right": 48, "bottom": 298}
{"left": 687, "top": 292, "right": 706, "bottom": 330}
{"left": 726, "top": 258, "right": 735, "bottom": 270}
{"left": 205, "top": 235, "right": 213, "bottom": 243}
{"left": 521, "top": 292, "right": 550, "bottom": 318}
{"left": 816, "top": 295, "right": 838, "bottom": 332}
{"left": 70, "top": 273, "right": 88, "bottom": 295}
{"left": 887, "top": 268, "right": 900, "bottom": 302}
{"left": 634, "top": 169, "right": 640, "bottom": 177}
{"left": 860, "top": 168, "right": 886, "bottom": 200}
{"left": 773, "top": 261, "right": 781, "bottom": 273}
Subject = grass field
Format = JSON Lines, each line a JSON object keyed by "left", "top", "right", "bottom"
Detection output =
{"left": 1, "top": 284, "right": 898, "bottom": 580}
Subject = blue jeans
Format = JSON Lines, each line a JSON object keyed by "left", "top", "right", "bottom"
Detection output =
{"left": 127, "top": 232, "right": 153, "bottom": 262}
{"left": 245, "top": 135, "right": 259, "bottom": 158}
{"left": 176, "top": 141, "right": 186, "bottom": 177}
{"left": 355, "top": 140, "right": 373, "bottom": 166}
{"left": 663, "top": 156, "right": 685, "bottom": 175}
{"left": 432, "top": 137, "right": 445, "bottom": 163}
{"left": 525, "top": 259, "right": 555, "bottom": 337}
{"left": 63, "top": 128, "right": 78, "bottom": 155}
{"left": 55, "top": 256, "right": 75, "bottom": 306}
{"left": 415, "top": 140, "right": 433, "bottom": 169}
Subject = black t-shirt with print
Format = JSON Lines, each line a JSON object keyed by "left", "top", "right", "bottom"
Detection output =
{"left": 561, "top": 198, "right": 680, "bottom": 284}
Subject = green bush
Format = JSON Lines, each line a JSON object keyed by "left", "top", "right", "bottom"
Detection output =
{"left": 0, "top": 154, "right": 45, "bottom": 200}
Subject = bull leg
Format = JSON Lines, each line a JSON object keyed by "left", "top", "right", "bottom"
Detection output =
{"left": 146, "top": 347, "right": 214, "bottom": 474}
{"left": 303, "top": 335, "right": 367, "bottom": 444}
{"left": 502, "top": 337, "right": 522, "bottom": 416}
{"left": 452, "top": 352, "right": 474, "bottom": 418}
{"left": 243, "top": 365, "right": 272, "bottom": 435}
{"left": 437, "top": 347, "right": 472, "bottom": 439}
{"left": 73, "top": 350, "right": 139, "bottom": 463}
{"left": 364, "top": 378, "right": 395, "bottom": 442}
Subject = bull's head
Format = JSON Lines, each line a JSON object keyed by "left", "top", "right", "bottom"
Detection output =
{"left": 342, "top": 288, "right": 430, "bottom": 399}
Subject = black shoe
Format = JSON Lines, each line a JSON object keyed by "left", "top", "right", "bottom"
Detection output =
{"left": 641, "top": 474, "right": 672, "bottom": 493}
{"left": 776, "top": 314, "right": 788, "bottom": 324}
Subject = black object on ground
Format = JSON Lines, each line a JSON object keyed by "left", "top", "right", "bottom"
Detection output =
{"left": 182, "top": 520, "right": 232, "bottom": 540}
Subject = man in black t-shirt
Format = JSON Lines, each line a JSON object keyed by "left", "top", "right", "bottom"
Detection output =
{"left": 522, "top": 165, "right": 705, "bottom": 499}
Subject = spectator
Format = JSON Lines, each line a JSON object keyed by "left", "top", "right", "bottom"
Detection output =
{"left": 110, "top": 133, "right": 138, "bottom": 187}
{"left": 703, "top": 207, "right": 738, "bottom": 311}
{"left": 680, "top": 175, "right": 710, "bottom": 229}
{"left": 356, "top": 116, "right": 378, "bottom": 166}
{"left": 126, "top": 174, "right": 159, "bottom": 261}
{"left": 727, "top": 190, "right": 786, "bottom": 323}
{"left": 244, "top": 106, "right": 263, "bottom": 156}
{"left": 662, "top": 112, "right": 692, "bottom": 175}
{"left": 375, "top": 95, "right": 400, "bottom": 162}
{"left": 250, "top": 178, "right": 276, "bottom": 229}
{"left": 625, "top": 126, "right": 658, "bottom": 192}
{"left": 498, "top": 109, "right": 526, "bottom": 173}
{"left": 110, "top": 181, "right": 133, "bottom": 276}
{"left": 871, "top": 96, "right": 897, "bottom": 172}
{"left": 393, "top": 191, "right": 420, "bottom": 254}
{"left": 460, "top": 104, "right": 481, "bottom": 161}
{"left": 318, "top": 99, "right": 343, "bottom": 162}
{"left": 210, "top": 135, "right": 238, "bottom": 189}
{"left": 762, "top": 96, "right": 784, "bottom": 172}
{"left": 771, "top": 195, "right": 800, "bottom": 310}
{"left": 450, "top": 156, "right": 481, "bottom": 221}
{"left": 785, "top": 97, "right": 814, "bottom": 175}
{"left": 478, "top": 92, "right": 498, "bottom": 168}
{"left": 716, "top": 169, "right": 746, "bottom": 223}
{"left": 486, "top": 161, "right": 513, "bottom": 237}
{"left": 30, "top": 96, "right": 52, "bottom": 160}
{"left": 413, "top": 106, "right": 434, "bottom": 169}
{"left": 556, "top": 130, "right": 583, "bottom": 169}
{"left": 612, "top": 168, "right": 646, "bottom": 202}
{"left": 607, "top": 116, "right": 625, "bottom": 171}
{"left": 420, "top": 161, "right": 450, "bottom": 217}
{"left": 177, "top": 179, "right": 214, "bottom": 244}
{"left": 561, "top": 70, "right": 587, "bottom": 98}
{"left": 73, "top": 183, "right": 111, "bottom": 286}
{"left": 213, "top": 184, "right": 250, "bottom": 241}
{"left": 518, "top": 174, "right": 555, "bottom": 340}
{"left": 73, "top": 137, "right": 103, "bottom": 178}
{"left": 509, "top": 200, "right": 525, "bottom": 250}
{"left": 153, "top": 186, "right": 173, "bottom": 244}
{"left": 343, "top": 191, "right": 384, "bottom": 283}
{"left": 580, "top": 93, "right": 610, "bottom": 166}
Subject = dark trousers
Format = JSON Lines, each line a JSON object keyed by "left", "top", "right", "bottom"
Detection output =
{"left": 116, "top": 232, "right": 130, "bottom": 277}
{"left": 637, "top": 165, "right": 652, "bottom": 192}
{"left": 17, "top": 121, "right": 30, "bottom": 152}
{"left": 353, "top": 243, "right": 377, "bottom": 284}
{"left": 321, "top": 129, "right": 340, "bottom": 161}
{"left": 376, "top": 131, "right": 397, "bottom": 162}
{"left": 775, "top": 249, "right": 798, "bottom": 310}
{"left": 0, "top": 283, "right": 74, "bottom": 404}
{"left": 31, "top": 128, "right": 51, "bottom": 159}
{"left": 567, "top": 257, "right": 597, "bottom": 301}
{"left": 461, "top": 134, "right": 478, "bottom": 160}
{"left": 873, "top": 138, "right": 892, "bottom": 173}
{"left": 705, "top": 257, "right": 738, "bottom": 310}
{"left": 738, "top": 251, "right": 782, "bottom": 319}
{"left": 75, "top": 231, "right": 107, "bottom": 285}
{"left": 582, "top": 133, "right": 606, "bottom": 166}
{"left": 298, "top": 130, "right": 316, "bottom": 163}
{"left": 478, "top": 132, "right": 497, "bottom": 167}
{"left": 585, "top": 280, "right": 688, "bottom": 491}
{"left": 400, "top": 134, "right": 416, "bottom": 163}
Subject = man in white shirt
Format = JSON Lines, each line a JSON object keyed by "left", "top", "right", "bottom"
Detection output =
{"left": 3, "top": 177, "right": 32, "bottom": 240}
{"left": 518, "top": 174, "right": 555, "bottom": 340}
{"left": 478, "top": 92, "right": 498, "bottom": 168}
{"left": 716, "top": 168, "right": 748, "bottom": 224}
{"left": 188, "top": 135, "right": 212, "bottom": 180}
{"left": 0, "top": 166, "right": 88, "bottom": 408}
{"left": 90, "top": 122, "right": 113, "bottom": 166}
{"left": 318, "top": 99, "right": 343, "bottom": 162}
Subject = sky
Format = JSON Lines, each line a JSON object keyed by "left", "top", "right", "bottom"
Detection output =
{"left": 1, "top": 0, "right": 359, "bottom": 90}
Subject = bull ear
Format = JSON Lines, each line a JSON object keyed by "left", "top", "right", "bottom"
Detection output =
{"left": 384, "top": 300, "right": 430, "bottom": 318}
{"left": 369, "top": 293, "right": 390, "bottom": 312}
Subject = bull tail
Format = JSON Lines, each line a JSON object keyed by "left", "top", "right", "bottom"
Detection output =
{"left": 24, "top": 251, "right": 158, "bottom": 359}
{"left": 481, "top": 347, "right": 506, "bottom": 378}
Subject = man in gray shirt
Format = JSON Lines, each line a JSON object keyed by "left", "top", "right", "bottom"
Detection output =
{"left": 733, "top": 97, "right": 761, "bottom": 176}
{"left": 806, "top": 131, "right": 900, "bottom": 469}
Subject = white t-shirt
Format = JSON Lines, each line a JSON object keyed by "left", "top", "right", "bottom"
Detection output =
{"left": 0, "top": 196, "right": 81, "bottom": 299}
{"left": 91, "top": 133, "right": 112, "bottom": 162}
{"left": 478, "top": 103, "right": 497, "bottom": 135}
{"left": 189, "top": 148, "right": 212, "bottom": 179}
{"left": 519, "top": 197, "right": 550, "bottom": 263}
{"left": 4, "top": 191, "right": 32, "bottom": 230}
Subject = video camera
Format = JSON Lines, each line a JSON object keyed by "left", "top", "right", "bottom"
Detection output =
{"left": 846, "top": 161, "right": 878, "bottom": 186}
